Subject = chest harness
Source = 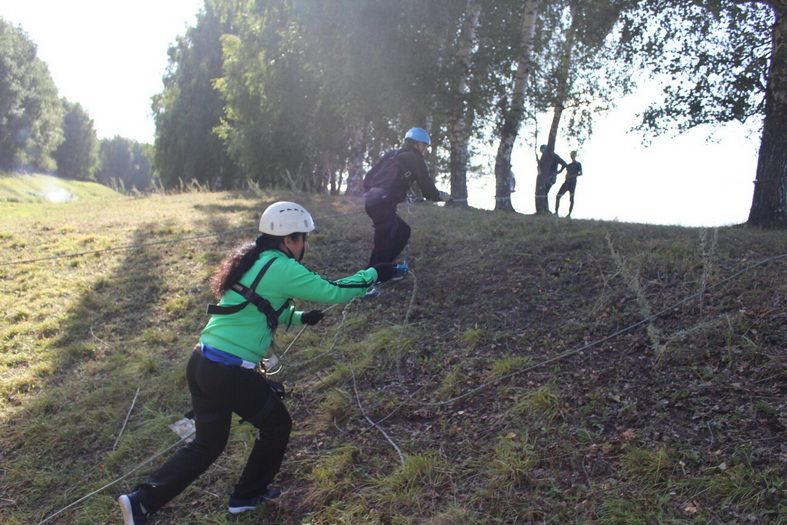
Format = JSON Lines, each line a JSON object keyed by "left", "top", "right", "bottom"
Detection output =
{"left": 206, "top": 258, "right": 292, "bottom": 331}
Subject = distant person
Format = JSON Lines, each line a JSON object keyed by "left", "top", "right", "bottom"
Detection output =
{"left": 117, "top": 201, "right": 396, "bottom": 525}
{"left": 538, "top": 144, "right": 567, "bottom": 197}
{"left": 363, "top": 127, "right": 449, "bottom": 266}
{"left": 556, "top": 150, "right": 582, "bottom": 217}
{"left": 508, "top": 167, "right": 517, "bottom": 193}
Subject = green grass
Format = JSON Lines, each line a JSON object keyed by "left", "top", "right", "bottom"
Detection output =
{"left": 1, "top": 189, "right": 785, "bottom": 524}
{"left": 0, "top": 171, "right": 120, "bottom": 204}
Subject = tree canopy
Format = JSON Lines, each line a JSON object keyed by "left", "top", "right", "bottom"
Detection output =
{"left": 54, "top": 101, "right": 99, "bottom": 180}
{"left": 0, "top": 18, "right": 63, "bottom": 171}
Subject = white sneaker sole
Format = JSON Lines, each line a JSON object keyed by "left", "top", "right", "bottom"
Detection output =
{"left": 228, "top": 504, "right": 257, "bottom": 514}
{"left": 117, "top": 495, "right": 134, "bottom": 525}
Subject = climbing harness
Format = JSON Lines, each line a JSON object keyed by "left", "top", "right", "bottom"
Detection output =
{"left": 206, "top": 257, "right": 293, "bottom": 331}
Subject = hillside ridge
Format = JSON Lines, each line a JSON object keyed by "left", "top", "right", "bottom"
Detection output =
{"left": 0, "top": 191, "right": 784, "bottom": 524}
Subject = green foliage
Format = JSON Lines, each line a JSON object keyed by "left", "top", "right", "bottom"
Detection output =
{"left": 0, "top": 18, "right": 63, "bottom": 171}
{"left": 95, "top": 136, "right": 153, "bottom": 191}
{"left": 54, "top": 101, "right": 99, "bottom": 180}
{"left": 485, "top": 432, "right": 538, "bottom": 489}
{"left": 511, "top": 384, "right": 561, "bottom": 422}
{"left": 618, "top": 0, "right": 772, "bottom": 133}
{"left": 487, "top": 355, "right": 532, "bottom": 380}
{"left": 460, "top": 326, "right": 484, "bottom": 350}
{"left": 153, "top": 0, "right": 238, "bottom": 189}
{"left": 621, "top": 447, "right": 672, "bottom": 483}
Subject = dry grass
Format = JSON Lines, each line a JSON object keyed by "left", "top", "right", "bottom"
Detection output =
{"left": 1, "top": 188, "right": 785, "bottom": 524}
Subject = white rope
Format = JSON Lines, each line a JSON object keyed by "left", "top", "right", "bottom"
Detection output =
{"left": 30, "top": 245, "right": 787, "bottom": 522}
{"left": 36, "top": 431, "right": 195, "bottom": 525}
{"left": 398, "top": 252, "right": 787, "bottom": 407}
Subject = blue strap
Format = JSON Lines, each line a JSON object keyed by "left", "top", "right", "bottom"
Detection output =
{"left": 200, "top": 343, "right": 256, "bottom": 369}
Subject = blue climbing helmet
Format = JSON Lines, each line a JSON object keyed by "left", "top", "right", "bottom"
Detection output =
{"left": 404, "top": 127, "right": 431, "bottom": 145}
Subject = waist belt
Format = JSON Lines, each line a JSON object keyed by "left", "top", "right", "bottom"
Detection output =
{"left": 198, "top": 343, "right": 257, "bottom": 369}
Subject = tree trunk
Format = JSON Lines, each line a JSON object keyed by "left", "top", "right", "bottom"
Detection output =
{"left": 344, "top": 123, "right": 367, "bottom": 196}
{"left": 494, "top": 0, "right": 539, "bottom": 211}
{"left": 747, "top": 2, "right": 787, "bottom": 228}
{"left": 448, "top": 0, "right": 482, "bottom": 207}
{"left": 536, "top": 3, "right": 577, "bottom": 214}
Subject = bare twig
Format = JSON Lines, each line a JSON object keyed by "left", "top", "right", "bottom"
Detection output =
{"left": 350, "top": 366, "right": 405, "bottom": 466}
{"left": 112, "top": 387, "right": 140, "bottom": 451}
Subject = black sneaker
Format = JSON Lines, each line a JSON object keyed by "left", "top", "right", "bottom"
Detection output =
{"left": 118, "top": 490, "right": 149, "bottom": 525}
{"left": 227, "top": 486, "right": 282, "bottom": 514}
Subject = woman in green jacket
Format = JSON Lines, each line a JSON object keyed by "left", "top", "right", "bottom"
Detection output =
{"left": 118, "top": 201, "right": 395, "bottom": 524}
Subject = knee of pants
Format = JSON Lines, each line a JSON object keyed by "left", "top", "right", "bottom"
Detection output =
{"left": 393, "top": 218, "right": 410, "bottom": 240}
{"left": 246, "top": 396, "right": 292, "bottom": 433}
{"left": 191, "top": 423, "right": 231, "bottom": 462}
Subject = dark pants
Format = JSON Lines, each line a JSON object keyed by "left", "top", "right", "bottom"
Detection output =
{"left": 365, "top": 189, "right": 410, "bottom": 266}
{"left": 556, "top": 178, "right": 577, "bottom": 215}
{"left": 137, "top": 348, "right": 291, "bottom": 513}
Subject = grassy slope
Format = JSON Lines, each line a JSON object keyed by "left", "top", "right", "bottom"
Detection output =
{"left": 0, "top": 191, "right": 784, "bottom": 524}
{"left": 0, "top": 172, "right": 120, "bottom": 205}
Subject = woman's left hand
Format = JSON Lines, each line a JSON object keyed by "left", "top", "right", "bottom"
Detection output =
{"left": 301, "top": 309, "right": 325, "bottom": 325}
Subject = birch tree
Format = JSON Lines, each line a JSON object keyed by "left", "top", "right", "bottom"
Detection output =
{"left": 493, "top": 0, "right": 539, "bottom": 211}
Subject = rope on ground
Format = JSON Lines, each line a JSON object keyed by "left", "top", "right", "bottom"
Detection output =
{"left": 279, "top": 293, "right": 409, "bottom": 463}
{"left": 395, "top": 270, "right": 418, "bottom": 382}
{"left": 351, "top": 366, "right": 406, "bottom": 466}
{"left": 395, "top": 251, "right": 787, "bottom": 408}
{"left": 35, "top": 430, "right": 195, "bottom": 525}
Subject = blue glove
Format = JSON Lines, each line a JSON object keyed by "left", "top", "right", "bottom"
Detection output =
{"left": 392, "top": 263, "right": 409, "bottom": 280}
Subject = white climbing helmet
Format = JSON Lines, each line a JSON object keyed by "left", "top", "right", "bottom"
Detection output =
{"left": 259, "top": 201, "right": 315, "bottom": 236}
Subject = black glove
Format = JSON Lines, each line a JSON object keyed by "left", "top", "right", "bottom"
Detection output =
{"left": 371, "top": 262, "right": 396, "bottom": 283}
{"left": 301, "top": 309, "right": 324, "bottom": 325}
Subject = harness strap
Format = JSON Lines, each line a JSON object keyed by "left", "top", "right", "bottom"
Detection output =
{"left": 206, "top": 257, "right": 288, "bottom": 330}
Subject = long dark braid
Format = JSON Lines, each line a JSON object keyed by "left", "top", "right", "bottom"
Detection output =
{"left": 210, "top": 234, "right": 283, "bottom": 299}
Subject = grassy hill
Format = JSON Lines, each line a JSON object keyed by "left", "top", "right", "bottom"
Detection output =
{"left": 0, "top": 172, "right": 121, "bottom": 205}
{"left": 0, "top": 191, "right": 784, "bottom": 524}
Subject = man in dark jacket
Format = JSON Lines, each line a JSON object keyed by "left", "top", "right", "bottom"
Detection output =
{"left": 538, "top": 144, "right": 568, "bottom": 196}
{"left": 363, "top": 127, "right": 449, "bottom": 266}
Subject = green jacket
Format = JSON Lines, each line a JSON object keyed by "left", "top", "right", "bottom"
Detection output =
{"left": 200, "top": 249, "right": 377, "bottom": 363}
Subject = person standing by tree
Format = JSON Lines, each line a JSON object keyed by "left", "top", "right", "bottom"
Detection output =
{"left": 555, "top": 150, "right": 582, "bottom": 217}
{"left": 363, "top": 127, "right": 449, "bottom": 266}
{"left": 117, "top": 202, "right": 396, "bottom": 524}
{"left": 537, "top": 144, "right": 568, "bottom": 202}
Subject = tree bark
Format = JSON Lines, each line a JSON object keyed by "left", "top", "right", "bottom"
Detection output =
{"left": 536, "top": 3, "right": 577, "bottom": 214}
{"left": 344, "top": 123, "right": 367, "bottom": 196}
{"left": 747, "top": 1, "right": 787, "bottom": 228}
{"left": 448, "top": 0, "right": 482, "bottom": 207}
{"left": 494, "top": 0, "right": 539, "bottom": 211}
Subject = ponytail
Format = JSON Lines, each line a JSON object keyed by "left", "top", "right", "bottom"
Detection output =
{"left": 209, "top": 234, "right": 283, "bottom": 299}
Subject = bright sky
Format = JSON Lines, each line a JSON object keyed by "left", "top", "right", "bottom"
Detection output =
{"left": 0, "top": 0, "right": 203, "bottom": 143}
{"left": 0, "top": 0, "right": 762, "bottom": 227}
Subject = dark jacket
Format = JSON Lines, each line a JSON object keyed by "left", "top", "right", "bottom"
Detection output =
{"left": 365, "top": 145, "right": 440, "bottom": 203}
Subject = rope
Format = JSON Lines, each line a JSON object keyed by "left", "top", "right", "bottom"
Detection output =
{"left": 351, "top": 366, "right": 406, "bottom": 465}
{"left": 35, "top": 431, "right": 195, "bottom": 525}
{"left": 398, "top": 252, "right": 787, "bottom": 407}
{"left": 28, "top": 251, "right": 787, "bottom": 522}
